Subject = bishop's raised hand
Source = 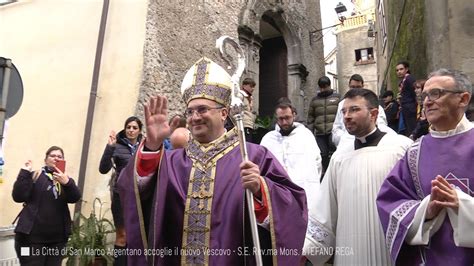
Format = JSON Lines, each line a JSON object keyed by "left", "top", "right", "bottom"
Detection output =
{"left": 143, "top": 95, "right": 171, "bottom": 151}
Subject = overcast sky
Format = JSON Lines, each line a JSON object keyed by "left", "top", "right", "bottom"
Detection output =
{"left": 319, "top": 0, "right": 355, "bottom": 56}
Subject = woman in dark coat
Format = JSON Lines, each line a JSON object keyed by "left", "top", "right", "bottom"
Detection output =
{"left": 99, "top": 116, "right": 142, "bottom": 265}
{"left": 12, "top": 146, "right": 81, "bottom": 266}
{"left": 410, "top": 79, "right": 430, "bottom": 140}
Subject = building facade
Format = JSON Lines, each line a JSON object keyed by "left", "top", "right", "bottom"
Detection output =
{"left": 0, "top": 0, "right": 324, "bottom": 228}
{"left": 324, "top": 47, "right": 339, "bottom": 93}
{"left": 335, "top": 0, "right": 378, "bottom": 95}
{"left": 138, "top": 0, "right": 326, "bottom": 119}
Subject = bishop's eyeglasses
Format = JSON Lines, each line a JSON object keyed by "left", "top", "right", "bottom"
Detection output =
{"left": 184, "top": 105, "right": 224, "bottom": 118}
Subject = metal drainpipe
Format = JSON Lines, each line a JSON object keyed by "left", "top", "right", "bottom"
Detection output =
{"left": 74, "top": 0, "right": 110, "bottom": 216}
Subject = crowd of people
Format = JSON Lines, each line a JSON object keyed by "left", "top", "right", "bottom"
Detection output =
{"left": 10, "top": 56, "right": 474, "bottom": 266}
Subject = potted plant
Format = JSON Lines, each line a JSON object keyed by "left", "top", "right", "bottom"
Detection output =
{"left": 253, "top": 115, "right": 274, "bottom": 144}
{"left": 66, "top": 198, "right": 115, "bottom": 266}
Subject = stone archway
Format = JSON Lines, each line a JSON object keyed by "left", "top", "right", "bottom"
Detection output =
{"left": 238, "top": 3, "right": 309, "bottom": 118}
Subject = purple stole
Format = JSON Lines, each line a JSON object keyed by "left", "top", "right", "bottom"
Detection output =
{"left": 118, "top": 129, "right": 308, "bottom": 265}
{"left": 377, "top": 128, "right": 474, "bottom": 265}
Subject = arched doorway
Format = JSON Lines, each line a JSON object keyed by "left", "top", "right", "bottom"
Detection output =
{"left": 239, "top": 4, "right": 313, "bottom": 120}
{"left": 259, "top": 14, "right": 288, "bottom": 117}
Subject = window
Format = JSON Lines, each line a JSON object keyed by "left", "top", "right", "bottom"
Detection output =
{"left": 355, "top": 48, "right": 374, "bottom": 64}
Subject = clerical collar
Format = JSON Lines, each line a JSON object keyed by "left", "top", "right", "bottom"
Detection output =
{"left": 356, "top": 128, "right": 377, "bottom": 143}
{"left": 354, "top": 128, "right": 386, "bottom": 150}
{"left": 430, "top": 115, "right": 473, "bottom": 138}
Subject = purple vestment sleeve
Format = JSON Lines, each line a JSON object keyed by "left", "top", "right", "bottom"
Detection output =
{"left": 249, "top": 144, "right": 309, "bottom": 265}
{"left": 377, "top": 129, "right": 474, "bottom": 265}
{"left": 117, "top": 136, "right": 308, "bottom": 265}
{"left": 117, "top": 154, "right": 150, "bottom": 265}
{"left": 376, "top": 153, "right": 421, "bottom": 265}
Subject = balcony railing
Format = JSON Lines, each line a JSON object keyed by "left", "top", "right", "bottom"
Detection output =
{"left": 336, "top": 12, "right": 375, "bottom": 32}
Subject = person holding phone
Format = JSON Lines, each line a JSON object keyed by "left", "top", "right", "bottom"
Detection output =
{"left": 99, "top": 116, "right": 143, "bottom": 266}
{"left": 12, "top": 146, "right": 81, "bottom": 265}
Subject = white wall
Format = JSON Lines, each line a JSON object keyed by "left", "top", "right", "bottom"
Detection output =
{"left": 0, "top": 0, "right": 148, "bottom": 225}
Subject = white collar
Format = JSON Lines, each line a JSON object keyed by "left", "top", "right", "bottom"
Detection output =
{"left": 240, "top": 89, "right": 249, "bottom": 97}
{"left": 430, "top": 115, "right": 473, "bottom": 138}
{"left": 355, "top": 127, "right": 377, "bottom": 143}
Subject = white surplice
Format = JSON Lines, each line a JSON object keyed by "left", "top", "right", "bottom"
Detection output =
{"left": 260, "top": 122, "right": 322, "bottom": 205}
{"left": 304, "top": 133, "right": 412, "bottom": 266}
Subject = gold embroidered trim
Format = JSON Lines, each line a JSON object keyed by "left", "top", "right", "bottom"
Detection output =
{"left": 132, "top": 141, "right": 151, "bottom": 262}
{"left": 180, "top": 129, "right": 239, "bottom": 265}
{"left": 260, "top": 176, "right": 278, "bottom": 266}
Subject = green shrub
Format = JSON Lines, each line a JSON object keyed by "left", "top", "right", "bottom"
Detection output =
{"left": 66, "top": 198, "right": 115, "bottom": 266}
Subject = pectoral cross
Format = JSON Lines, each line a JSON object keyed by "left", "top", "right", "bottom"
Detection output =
{"left": 191, "top": 184, "right": 212, "bottom": 210}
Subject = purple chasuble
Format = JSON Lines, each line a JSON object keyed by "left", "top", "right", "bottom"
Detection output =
{"left": 377, "top": 128, "right": 474, "bottom": 265}
{"left": 118, "top": 129, "right": 308, "bottom": 265}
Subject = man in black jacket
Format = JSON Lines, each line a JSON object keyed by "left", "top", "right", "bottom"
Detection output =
{"left": 307, "top": 76, "right": 341, "bottom": 177}
{"left": 382, "top": 90, "right": 399, "bottom": 132}
{"left": 396, "top": 61, "right": 417, "bottom": 136}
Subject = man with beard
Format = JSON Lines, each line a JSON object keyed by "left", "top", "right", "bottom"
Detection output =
{"left": 261, "top": 98, "right": 322, "bottom": 211}
{"left": 303, "top": 88, "right": 412, "bottom": 265}
{"left": 118, "top": 57, "right": 307, "bottom": 265}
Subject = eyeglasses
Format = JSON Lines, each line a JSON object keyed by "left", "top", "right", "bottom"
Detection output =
{"left": 341, "top": 106, "right": 371, "bottom": 115}
{"left": 184, "top": 105, "right": 223, "bottom": 118}
{"left": 421, "top": 88, "right": 463, "bottom": 101}
{"left": 48, "top": 154, "right": 64, "bottom": 159}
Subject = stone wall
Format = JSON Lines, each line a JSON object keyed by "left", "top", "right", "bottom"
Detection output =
{"left": 386, "top": 0, "right": 426, "bottom": 93}
{"left": 137, "top": 0, "right": 243, "bottom": 117}
{"left": 0, "top": 0, "right": 149, "bottom": 224}
{"left": 378, "top": 0, "right": 473, "bottom": 94}
{"left": 425, "top": 0, "right": 474, "bottom": 79}
{"left": 138, "top": 0, "right": 325, "bottom": 122}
